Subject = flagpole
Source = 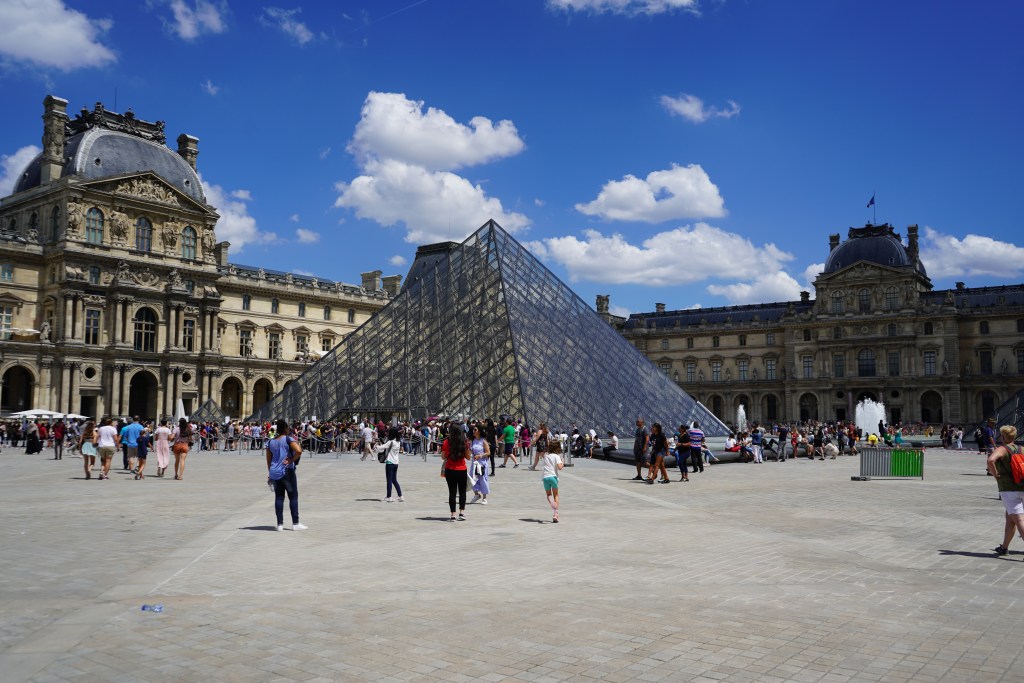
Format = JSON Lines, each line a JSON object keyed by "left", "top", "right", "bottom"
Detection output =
{"left": 873, "top": 189, "right": 876, "bottom": 225}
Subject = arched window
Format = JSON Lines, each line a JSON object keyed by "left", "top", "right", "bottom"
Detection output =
{"left": 831, "top": 291, "right": 844, "bottom": 314}
{"left": 242, "top": 294, "right": 251, "bottom": 311}
{"left": 858, "top": 288, "right": 870, "bottom": 313}
{"left": 980, "top": 320, "right": 990, "bottom": 335}
{"left": 858, "top": 349, "right": 876, "bottom": 377}
{"left": 135, "top": 216, "right": 153, "bottom": 252}
{"left": 181, "top": 226, "right": 197, "bottom": 260}
{"left": 29, "top": 212, "right": 38, "bottom": 238}
{"left": 298, "top": 302, "right": 306, "bottom": 317}
{"left": 86, "top": 208, "right": 104, "bottom": 244}
{"left": 133, "top": 308, "right": 158, "bottom": 352}
{"left": 271, "top": 298, "right": 279, "bottom": 314}
{"left": 323, "top": 305, "right": 331, "bottom": 321}
{"left": 7, "top": 218, "right": 16, "bottom": 233}
{"left": 884, "top": 286, "right": 898, "bottom": 311}
{"left": 50, "top": 206, "right": 60, "bottom": 241}
{"left": 347, "top": 308, "right": 355, "bottom": 324}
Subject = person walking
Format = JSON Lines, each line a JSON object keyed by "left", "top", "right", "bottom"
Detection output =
{"left": 469, "top": 424, "right": 491, "bottom": 505}
{"left": 171, "top": 418, "right": 192, "bottom": 480}
{"left": 153, "top": 419, "right": 172, "bottom": 477}
{"left": 541, "top": 438, "right": 565, "bottom": 523}
{"left": 95, "top": 417, "right": 119, "bottom": 480}
{"left": 646, "top": 423, "right": 671, "bottom": 484}
{"left": 675, "top": 425, "right": 691, "bottom": 482}
{"left": 135, "top": 427, "right": 150, "bottom": 479}
{"left": 52, "top": 419, "right": 65, "bottom": 460}
{"left": 375, "top": 427, "right": 404, "bottom": 502}
{"left": 78, "top": 420, "right": 97, "bottom": 480}
{"left": 267, "top": 419, "right": 307, "bottom": 531}
{"left": 688, "top": 422, "right": 706, "bottom": 472}
{"left": 442, "top": 424, "right": 469, "bottom": 522}
{"left": 498, "top": 417, "right": 516, "bottom": 472}
{"left": 632, "top": 419, "right": 649, "bottom": 481}
{"left": 987, "top": 425, "right": 1024, "bottom": 557}
{"left": 530, "top": 423, "right": 550, "bottom": 471}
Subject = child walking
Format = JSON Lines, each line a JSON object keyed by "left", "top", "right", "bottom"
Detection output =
{"left": 542, "top": 439, "right": 565, "bottom": 523}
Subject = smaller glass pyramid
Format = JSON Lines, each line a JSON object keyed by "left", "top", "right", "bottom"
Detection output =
{"left": 190, "top": 398, "right": 227, "bottom": 424}
{"left": 250, "top": 221, "right": 727, "bottom": 436}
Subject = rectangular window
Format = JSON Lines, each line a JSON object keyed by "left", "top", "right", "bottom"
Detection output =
{"left": 321, "top": 337, "right": 333, "bottom": 353}
{"left": 802, "top": 356, "right": 813, "bottom": 379}
{"left": 269, "top": 332, "right": 281, "bottom": 359}
{"left": 239, "top": 329, "right": 252, "bottom": 356}
{"left": 685, "top": 362, "right": 696, "bottom": 382}
{"left": 765, "top": 332, "right": 775, "bottom": 345}
{"left": 924, "top": 350, "right": 936, "bottom": 376}
{"left": 711, "top": 360, "right": 722, "bottom": 382}
{"left": 0, "top": 305, "right": 14, "bottom": 340}
{"left": 980, "top": 350, "right": 993, "bottom": 375}
{"left": 84, "top": 309, "right": 101, "bottom": 345}
{"left": 296, "top": 335, "right": 309, "bottom": 357}
{"left": 888, "top": 351, "right": 900, "bottom": 377}
{"left": 1018, "top": 349, "right": 1024, "bottom": 374}
{"left": 686, "top": 337, "right": 694, "bottom": 349}
{"left": 659, "top": 361, "right": 671, "bottom": 376}
{"left": 182, "top": 319, "right": 195, "bottom": 352}
{"left": 833, "top": 354, "right": 845, "bottom": 378}
{"left": 765, "top": 359, "right": 777, "bottom": 380}
{"left": 0, "top": 264, "right": 12, "bottom": 282}
{"left": 739, "top": 359, "right": 749, "bottom": 381}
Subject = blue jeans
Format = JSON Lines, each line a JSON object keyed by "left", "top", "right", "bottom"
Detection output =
{"left": 778, "top": 441, "right": 788, "bottom": 460}
{"left": 385, "top": 463, "right": 402, "bottom": 498}
{"left": 273, "top": 468, "right": 299, "bottom": 525}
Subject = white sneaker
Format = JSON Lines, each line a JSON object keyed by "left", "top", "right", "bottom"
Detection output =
{"left": 276, "top": 524, "right": 284, "bottom": 532}
{"left": 382, "top": 497, "right": 395, "bottom": 503}
{"left": 397, "top": 496, "right": 404, "bottom": 502}
{"left": 470, "top": 494, "right": 482, "bottom": 504}
{"left": 481, "top": 499, "right": 488, "bottom": 505}
{"left": 292, "top": 523, "right": 308, "bottom": 531}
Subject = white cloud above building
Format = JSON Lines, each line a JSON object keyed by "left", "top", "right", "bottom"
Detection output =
{"left": 575, "top": 163, "right": 726, "bottom": 222}
{"left": 547, "top": 0, "right": 700, "bottom": 15}
{"left": 660, "top": 94, "right": 740, "bottom": 124}
{"left": 261, "top": 7, "right": 314, "bottom": 45}
{"left": 165, "top": 0, "right": 226, "bottom": 41}
{"left": 0, "top": 145, "right": 41, "bottom": 198}
{"left": 0, "top": 0, "right": 116, "bottom": 71}
{"left": 919, "top": 227, "right": 1024, "bottom": 279}
{"left": 200, "top": 173, "right": 277, "bottom": 250}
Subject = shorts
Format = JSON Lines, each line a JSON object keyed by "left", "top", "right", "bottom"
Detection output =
{"left": 1000, "top": 490, "right": 1024, "bottom": 515}
{"left": 543, "top": 475, "right": 559, "bottom": 492}
{"left": 137, "top": 451, "right": 147, "bottom": 460}
{"left": 504, "top": 443, "right": 514, "bottom": 455}
{"left": 172, "top": 442, "right": 190, "bottom": 456}
{"left": 98, "top": 446, "right": 115, "bottom": 459}
{"left": 127, "top": 446, "right": 138, "bottom": 459}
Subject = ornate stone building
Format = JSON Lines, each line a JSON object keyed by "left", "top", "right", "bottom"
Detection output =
{"left": 618, "top": 224, "right": 1024, "bottom": 427}
{"left": 0, "top": 96, "right": 397, "bottom": 420}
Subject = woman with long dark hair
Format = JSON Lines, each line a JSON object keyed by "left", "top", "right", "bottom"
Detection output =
{"left": 442, "top": 423, "right": 469, "bottom": 522}
{"left": 171, "top": 418, "right": 192, "bottom": 480}
{"left": 469, "top": 424, "right": 490, "bottom": 505}
{"left": 78, "top": 420, "right": 97, "bottom": 480}
{"left": 267, "top": 418, "right": 307, "bottom": 531}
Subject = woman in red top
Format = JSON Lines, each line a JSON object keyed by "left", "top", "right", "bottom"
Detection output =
{"left": 442, "top": 423, "right": 469, "bottom": 522}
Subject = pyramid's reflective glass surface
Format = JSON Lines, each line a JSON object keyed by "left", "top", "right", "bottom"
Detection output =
{"left": 190, "top": 398, "right": 226, "bottom": 424}
{"left": 249, "top": 221, "right": 727, "bottom": 436}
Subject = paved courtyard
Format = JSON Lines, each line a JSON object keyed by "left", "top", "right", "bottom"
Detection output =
{"left": 1, "top": 444, "right": 1022, "bottom": 682}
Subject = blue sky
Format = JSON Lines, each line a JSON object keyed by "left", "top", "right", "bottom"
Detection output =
{"left": 1, "top": 0, "right": 1022, "bottom": 317}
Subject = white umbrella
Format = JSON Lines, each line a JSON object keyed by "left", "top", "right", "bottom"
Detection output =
{"left": 62, "top": 413, "right": 90, "bottom": 420}
{"left": 11, "top": 409, "right": 61, "bottom": 418}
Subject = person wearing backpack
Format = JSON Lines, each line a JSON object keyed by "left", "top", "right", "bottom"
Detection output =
{"left": 986, "top": 425, "right": 1024, "bottom": 557}
{"left": 375, "top": 427, "right": 404, "bottom": 503}
{"left": 267, "top": 419, "right": 307, "bottom": 532}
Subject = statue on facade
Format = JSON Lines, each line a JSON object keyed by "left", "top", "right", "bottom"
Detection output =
{"left": 39, "top": 321, "right": 51, "bottom": 342}
{"left": 752, "top": 368, "right": 758, "bottom": 381}
{"left": 942, "top": 359, "right": 949, "bottom": 374}
{"left": 202, "top": 230, "right": 216, "bottom": 252}
{"left": 109, "top": 210, "right": 130, "bottom": 243}
{"left": 161, "top": 220, "right": 179, "bottom": 249}
{"left": 167, "top": 269, "right": 184, "bottom": 289}
{"left": 66, "top": 200, "right": 82, "bottom": 237}
{"left": 115, "top": 260, "right": 131, "bottom": 281}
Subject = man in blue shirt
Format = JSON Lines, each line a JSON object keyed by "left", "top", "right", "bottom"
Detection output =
{"left": 120, "top": 416, "right": 144, "bottom": 473}
{"left": 687, "top": 422, "right": 705, "bottom": 473}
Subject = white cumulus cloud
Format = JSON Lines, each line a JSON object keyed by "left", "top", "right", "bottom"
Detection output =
{"left": 0, "top": 0, "right": 115, "bottom": 71}
{"left": 289, "top": 213, "right": 300, "bottom": 222}
{"left": 335, "top": 158, "right": 529, "bottom": 244}
{"left": 0, "top": 145, "right": 41, "bottom": 198}
{"left": 262, "top": 7, "right": 314, "bottom": 45}
{"left": 661, "top": 94, "right": 741, "bottom": 124}
{"left": 229, "top": 189, "right": 251, "bottom": 200}
{"left": 389, "top": 255, "right": 407, "bottom": 267}
{"left": 547, "top": 0, "right": 699, "bottom": 15}
{"left": 348, "top": 92, "right": 525, "bottom": 171}
{"left": 576, "top": 163, "right": 725, "bottom": 223}
{"left": 534, "top": 223, "right": 791, "bottom": 287}
{"left": 166, "top": 0, "right": 226, "bottom": 40}
{"left": 919, "top": 227, "right": 1024, "bottom": 279}
{"left": 200, "top": 174, "right": 276, "bottom": 250}
{"left": 801, "top": 262, "right": 824, "bottom": 290}
{"left": 295, "top": 228, "right": 320, "bottom": 244}
{"left": 706, "top": 271, "right": 804, "bottom": 304}
{"left": 201, "top": 78, "right": 219, "bottom": 95}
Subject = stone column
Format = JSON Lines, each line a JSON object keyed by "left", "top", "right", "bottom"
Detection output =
{"left": 110, "top": 299, "right": 119, "bottom": 346}
{"left": 198, "top": 311, "right": 207, "bottom": 352}
{"left": 66, "top": 363, "right": 78, "bottom": 414}
{"left": 73, "top": 296, "right": 84, "bottom": 340}
{"left": 62, "top": 296, "right": 73, "bottom": 341}
{"left": 40, "top": 95, "right": 69, "bottom": 184}
{"left": 36, "top": 361, "right": 52, "bottom": 409}
{"left": 121, "top": 300, "right": 131, "bottom": 345}
{"left": 110, "top": 365, "right": 123, "bottom": 416}
{"left": 59, "top": 362, "right": 71, "bottom": 414}
{"left": 173, "top": 368, "right": 182, "bottom": 413}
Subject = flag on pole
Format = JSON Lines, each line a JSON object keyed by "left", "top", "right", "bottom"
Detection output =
{"left": 866, "top": 194, "right": 875, "bottom": 208}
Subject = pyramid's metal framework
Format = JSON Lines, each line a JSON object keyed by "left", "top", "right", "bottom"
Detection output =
{"left": 190, "top": 398, "right": 227, "bottom": 424}
{"left": 249, "top": 221, "right": 727, "bottom": 436}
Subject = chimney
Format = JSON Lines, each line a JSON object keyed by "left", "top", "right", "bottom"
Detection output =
{"left": 800, "top": 291, "right": 810, "bottom": 303}
{"left": 906, "top": 224, "right": 919, "bottom": 260}
{"left": 176, "top": 134, "right": 199, "bottom": 171}
{"left": 361, "top": 270, "right": 382, "bottom": 291}
{"left": 955, "top": 282, "right": 965, "bottom": 291}
{"left": 382, "top": 275, "right": 402, "bottom": 297}
{"left": 215, "top": 241, "right": 230, "bottom": 266}
{"left": 40, "top": 95, "right": 69, "bottom": 184}
{"left": 596, "top": 294, "right": 609, "bottom": 314}
{"left": 829, "top": 233, "right": 840, "bottom": 252}
{"left": 655, "top": 302, "right": 666, "bottom": 314}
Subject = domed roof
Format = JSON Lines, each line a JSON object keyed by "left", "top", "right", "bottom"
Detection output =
{"left": 823, "top": 224, "right": 927, "bottom": 277}
{"left": 14, "top": 127, "right": 205, "bottom": 203}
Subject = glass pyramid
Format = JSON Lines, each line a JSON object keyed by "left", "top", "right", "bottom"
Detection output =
{"left": 190, "top": 398, "right": 227, "bottom": 424}
{"left": 249, "top": 220, "right": 727, "bottom": 436}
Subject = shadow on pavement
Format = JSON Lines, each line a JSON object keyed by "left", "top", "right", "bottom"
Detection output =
{"left": 518, "top": 518, "right": 548, "bottom": 524}
{"left": 239, "top": 525, "right": 279, "bottom": 532}
{"left": 416, "top": 516, "right": 455, "bottom": 522}
{"left": 938, "top": 549, "right": 1010, "bottom": 559}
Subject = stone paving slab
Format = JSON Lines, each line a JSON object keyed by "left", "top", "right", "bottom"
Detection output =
{"left": 0, "top": 446, "right": 1022, "bottom": 682}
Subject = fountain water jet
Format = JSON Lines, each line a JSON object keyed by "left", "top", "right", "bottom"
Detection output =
{"left": 855, "top": 399, "right": 887, "bottom": 439}
{"left": 736, "top": 405, "right": 747, "bottom": 433}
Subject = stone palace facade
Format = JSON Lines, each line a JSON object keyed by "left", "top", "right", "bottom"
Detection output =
{"left": 615, "top": 224, "right": 1024, "bottom": 428}
{"left": 0, "top": 96, "right": 397, "bottom": 421}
